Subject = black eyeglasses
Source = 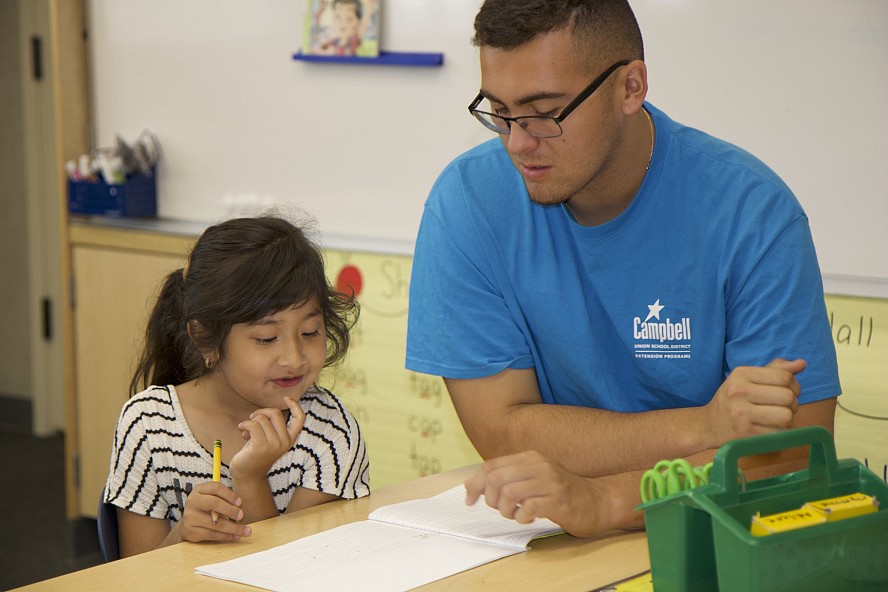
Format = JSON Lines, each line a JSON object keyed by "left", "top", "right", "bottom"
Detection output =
{"left": 468, "top": 59, "right": 631, "bottom": 138}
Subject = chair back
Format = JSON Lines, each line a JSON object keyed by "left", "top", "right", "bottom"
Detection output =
{"left": 97, "top": 489, "right": 120, "bottom": 562}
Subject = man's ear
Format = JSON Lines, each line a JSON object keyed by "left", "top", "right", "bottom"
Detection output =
{"left": 621, "top": 59, "right": 648, "bottom": 116}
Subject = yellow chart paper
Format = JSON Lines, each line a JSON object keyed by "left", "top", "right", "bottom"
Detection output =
{"left": 826, "top": 294, "right": 888, "bottom": 482}
{"left": 321, "top": 251, "right": 481, "bottom": 489}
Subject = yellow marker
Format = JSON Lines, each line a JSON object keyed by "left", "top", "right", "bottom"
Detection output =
{"left": 212, "top": 439, "right": 222, "bottom": 525}
{"left": 804, "top": 493, "right": 879, "bottom": 522}
{"left": 751, "top": 492, "right": 879, "bottom": 537}
{"left": 750, "top": 508, "right": 827, "bottom": 537}
{"left": 612, "top": 571, "right": 653, "bottom": 591}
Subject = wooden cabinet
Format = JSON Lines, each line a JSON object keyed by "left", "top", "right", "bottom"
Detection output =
{"left": 69, "top": 221, "right": 195, "bottom": 517}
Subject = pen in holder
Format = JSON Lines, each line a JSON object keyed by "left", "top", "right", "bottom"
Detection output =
{"left": 66, "top": 130, "right": 160, "bottom": 218}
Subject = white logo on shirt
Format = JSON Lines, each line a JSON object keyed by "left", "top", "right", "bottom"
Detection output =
{"left": 634, "top": 299, "right": 692, "bottom": 359}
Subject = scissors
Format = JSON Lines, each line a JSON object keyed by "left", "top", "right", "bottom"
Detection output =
{"left": 640, "top": 459, "right": 713, "bottom": 503}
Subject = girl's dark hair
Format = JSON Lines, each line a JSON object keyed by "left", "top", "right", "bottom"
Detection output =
{"left": 472, "top": 0, "right": 643, "bottom": 66}
{"left": 129, "top": 215, "right": 359, "bottom": 394}
{"left": 333, "top": 0, "right": 362, "bottom": 20}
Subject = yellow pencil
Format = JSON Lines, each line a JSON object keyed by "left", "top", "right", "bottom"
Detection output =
{"left": 212, "top": 439, "right": 221, "bottom": 525}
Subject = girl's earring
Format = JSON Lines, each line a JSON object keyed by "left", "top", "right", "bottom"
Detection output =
{"left": 205, "top": 356, "right": 216, "bottom": 369}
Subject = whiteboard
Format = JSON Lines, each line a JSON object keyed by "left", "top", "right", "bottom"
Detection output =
{"left": 87, "top": 0, "right": 888, "bottom": 296}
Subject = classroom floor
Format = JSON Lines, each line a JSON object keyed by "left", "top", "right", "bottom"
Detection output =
{"left": 0, "top": 424, "right": 103, "bottom": 590}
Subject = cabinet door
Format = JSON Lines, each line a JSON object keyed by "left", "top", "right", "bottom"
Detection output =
{"left": 72, "top": 245, "right": 185, "bottom": 517}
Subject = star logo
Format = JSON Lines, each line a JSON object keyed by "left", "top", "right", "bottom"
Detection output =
{"left": 643, "top": 299, "right": 664, "bottom": 322}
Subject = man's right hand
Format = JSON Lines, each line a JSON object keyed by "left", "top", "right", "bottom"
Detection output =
{"left": 704, "top": 358, "right": 805, "bottom": 448}
{"left": 464, "top": 450, "right": 608, "bottom": 538}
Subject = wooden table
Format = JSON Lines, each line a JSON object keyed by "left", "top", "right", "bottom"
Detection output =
{"left": 15, "top": 466, "right": 650, "bottom": 591}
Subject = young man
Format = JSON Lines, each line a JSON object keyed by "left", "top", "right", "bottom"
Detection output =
{"left": 405, "top": 0, "right": 839, "bottom": 537}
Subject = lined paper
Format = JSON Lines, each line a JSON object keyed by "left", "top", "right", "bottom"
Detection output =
{"left": 369, "top": 484, "right": 562, "bottom": 549}
{"left": 196, "top": 485, "right": 564, "bottom": 591}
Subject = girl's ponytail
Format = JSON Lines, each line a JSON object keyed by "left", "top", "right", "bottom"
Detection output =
{"left": 129, "top": 269, "right": 193, "bottom": 394}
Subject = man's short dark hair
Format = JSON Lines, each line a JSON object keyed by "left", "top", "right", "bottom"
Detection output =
{"left": 473, "top": 0, "right": 643, "bottom": 70}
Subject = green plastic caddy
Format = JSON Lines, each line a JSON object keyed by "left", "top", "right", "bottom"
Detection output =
{"left": 639, "top": 426, "right": 888, "bottom": 591}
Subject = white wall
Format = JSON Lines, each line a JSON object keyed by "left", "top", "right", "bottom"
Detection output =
{"left": 87, "top": 0, "right": 888, "bottom": 295}
{"left": 633, "top": 0, "right": 888, "bottom": 297}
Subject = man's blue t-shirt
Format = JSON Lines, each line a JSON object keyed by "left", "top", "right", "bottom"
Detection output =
{"left": 406, "top": 103, "right": 840, "bottom": 412}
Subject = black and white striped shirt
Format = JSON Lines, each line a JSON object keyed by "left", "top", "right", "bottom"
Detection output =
{"left": 104, "top": 384, "right": 370, "bottom": 523}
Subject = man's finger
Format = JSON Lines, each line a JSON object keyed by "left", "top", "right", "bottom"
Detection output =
{"left": 766, "top": 357, "right": 806, "bottom": 375}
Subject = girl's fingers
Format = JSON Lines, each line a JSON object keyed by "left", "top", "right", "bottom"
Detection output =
{"left": 238, "top": 415, "right": 273, "bottom": 447}
{"left": 285, "top": 397, "right": 307, "bottom": 440}
{"left": 249, "top": 407, "right": 294, "bottom": 443}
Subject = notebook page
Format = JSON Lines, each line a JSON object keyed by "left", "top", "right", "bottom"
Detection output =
{"left": 195, "top": 520, "right": 522, "bottom": 592}
{"left": 368, "top": 484, "right": 563, "bottom": 549}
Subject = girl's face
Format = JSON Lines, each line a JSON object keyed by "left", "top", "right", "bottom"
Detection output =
{"left": 216, "top": 297, "right": 327, "bottom": 410}
{"left": 333, "top": 4, "right": 360, "bottom": 39}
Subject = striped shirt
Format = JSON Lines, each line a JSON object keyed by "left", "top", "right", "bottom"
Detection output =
{"left": 104, "top": 384, "right": 369, "bottom": 523}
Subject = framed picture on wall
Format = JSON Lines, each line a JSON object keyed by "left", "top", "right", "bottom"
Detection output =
{"left": 303, "top": 0, "right": 381, "bottom": 57}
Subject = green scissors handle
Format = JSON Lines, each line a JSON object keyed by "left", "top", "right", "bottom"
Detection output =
{"left": 640, "top": 459, "right": 714, "bottom": 503}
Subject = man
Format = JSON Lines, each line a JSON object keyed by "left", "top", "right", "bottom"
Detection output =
{"left": 405, "top": 0, "right": 839, "bottom": 537}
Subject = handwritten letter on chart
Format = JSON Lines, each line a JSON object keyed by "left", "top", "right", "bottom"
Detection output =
{"left": 322, "top": 251, "right": 481, "bottom": 489}
{"left": 825, "top": 294, "right": 888, "bottom": 482}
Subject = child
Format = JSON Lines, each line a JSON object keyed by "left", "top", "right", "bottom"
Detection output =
{"left": 103, "top": 215, "right": 370, "bottom": 557}
{"left": 320, "top": 0, "right": 363, "bottom": 56}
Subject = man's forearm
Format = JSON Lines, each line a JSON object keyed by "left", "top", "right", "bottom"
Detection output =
{"left": 449, "top": 368, "right": 834, "bottom": 479}
{"left": 574, "top": 446, "right": 784, "bottom": 537}
{"left": 481, "top": 402, "right": 713, "bottom": 477}
{"left": 447, "top": 369, "right": 720, "bottom": 477}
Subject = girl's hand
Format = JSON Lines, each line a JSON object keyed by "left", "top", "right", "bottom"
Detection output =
{"left": 178, "top": 481, "right": 252, "bottom": 543}
{"left": 230, "top": 397, "right": 306, "bottom": 482}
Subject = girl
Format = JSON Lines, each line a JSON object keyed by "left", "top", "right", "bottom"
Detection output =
{"left": 104, "top": 215, "right": 370, "bottom": 557}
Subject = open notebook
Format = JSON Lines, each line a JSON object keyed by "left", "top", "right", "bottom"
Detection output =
{"left": 195, "top": 485, "right": 564, "bottom": 592}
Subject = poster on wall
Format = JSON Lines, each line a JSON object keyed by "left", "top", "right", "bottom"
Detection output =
{"left": 303, "top": 0, "right": 381, "bottom": 57}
